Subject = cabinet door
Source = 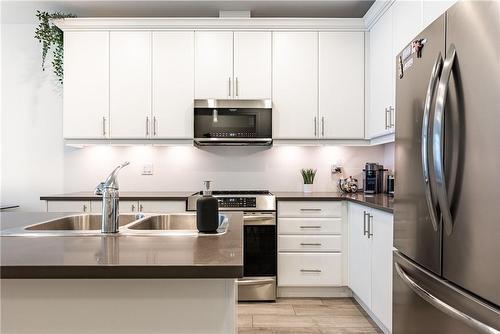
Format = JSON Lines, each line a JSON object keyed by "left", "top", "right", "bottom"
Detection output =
{"left": 370, "top": 209, "right": 394, "bottom": 332}
{"left": 195, "top": 31, "right": 233, "bottom": 99}
{"left": 273, "top": 32, "right": 318, "bottom": 139}
{"left": 348, "top": 203, "right": 372, "bottom": 306}
{"left": 152, "top": 31, "right": 194, "bottom": 139}
{"left": 110, "top": 31, "right": 151, "bottom": 139}
{"left": 369, "top": 6, "right": 395, "bottom": 138}
{"left": 63, "top": 31, "right": 109, "bottom": 139}
{"left": 278, "top": 253, "right": 342, "bottom": 287}
{"left": 393, "top": 0, "right": 422, "bottom": 58}
{"left": 46, "top": 201, "right": 91, "bottom": 213}
{"left": 422, "top": 0, "right": 457, "bottom": 28}
{"left": 138, "top": 201, "right": 186, "bottom": 213}
{"left": 319, "top": 32, "right": 365, "bottom": 139}
{"left": 233, "top": 31, "right": 272, "bottom": 99}
{"left": 118, "top": 201, "right": 139, "bottom": 213}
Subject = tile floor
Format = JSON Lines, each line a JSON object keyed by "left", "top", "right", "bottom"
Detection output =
{"left": 238, "top": 298, "right": 383, "bottom": 334}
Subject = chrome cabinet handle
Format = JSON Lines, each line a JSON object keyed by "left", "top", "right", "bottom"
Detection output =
{"left": 300, "top": 269, "right": 322, "bottom": 273}
{"left": 422, "top": 53, "right": 443, "bottom": 232}
{"left": 321, "top": 116, "right": 325, "bottom": 137}
{"left": 235, "top": 77, "right": 239, "bottom": 97}
{"left": 300, "top": 208, "right": 322, "bottom": 212}
{"left": 228, "top": 77, "right": 231, "bottom": 97}
{"left": 300, "top": 243, "right": 322, "bottom": 246}
{"left": 367, "top": 214, "right": 373, "bottom": 238}
{"left": 139, "top": 204, "right": 144, "bottom": 212}
{"left": 433, "top": 44, "right": 456, "bottom": 236}
{"left": 131, "top": 204, "right": 135, "bottom": 212}
{"left": 314, "top": 117, "right": 317, "bottom": 137}
{"left": 300, "top": 226, "right": 322, "bottom": 229}
{"left": 146, "top": 116, "right": 150, "bottom": 136}
{"left": 394, "top": 262, "right": 499, "bottom": 334}
{"left": 363, "top": 211, "right": 368, "bottom": 236}
{"left": 153, "top": 116, "right": 157, "bottom": 136}
{"left": 83, "top": 204, "right": 87, "bottom": 212}
{"left": 390, "top": 106, "right": 395, "bottom": 128}
{"left": 102, "top": 117, "right": 107, "bottom": 136}
{"left": 385, "top": 107, "right": 390, "bottom": 130}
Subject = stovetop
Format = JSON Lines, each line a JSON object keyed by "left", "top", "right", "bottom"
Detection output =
{"left": 187, "top": 190, "right": 275, "bottom": 211}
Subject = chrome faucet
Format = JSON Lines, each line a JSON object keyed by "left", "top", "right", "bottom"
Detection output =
{"left": 95, "top": 162, "right": 130, "bottom": 233}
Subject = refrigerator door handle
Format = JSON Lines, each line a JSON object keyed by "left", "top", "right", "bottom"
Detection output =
{"left": 433, "top": 44, "right": 457, "bottom": 236}
{"left": 395, "top": 262, "right": 500, "bottom": 334}
{"left": 422, "top": 52, "right": 443, "bottom": 232}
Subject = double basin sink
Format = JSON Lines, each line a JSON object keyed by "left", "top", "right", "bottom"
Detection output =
{"left": 2, "top": 213, "right": 228, "bottom": 237}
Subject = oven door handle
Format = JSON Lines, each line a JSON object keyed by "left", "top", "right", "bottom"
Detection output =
{"left": 243, "top": 216, "right": 276, "bottom": 226}
{"left": 237, "top": 278, "right": 276, "bottom": 286}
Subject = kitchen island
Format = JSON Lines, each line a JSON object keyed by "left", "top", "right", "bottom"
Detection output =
{"left": 0, "top": 211, "right": 243, "bottom": 334}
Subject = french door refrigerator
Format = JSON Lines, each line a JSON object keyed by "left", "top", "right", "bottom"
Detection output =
{"left": 393, "top": 1, "right": 500, "bottom": 333}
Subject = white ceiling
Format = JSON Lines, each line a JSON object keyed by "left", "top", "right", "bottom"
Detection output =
{"left": 1, "top": 0, "right": 375, "bottom": 24}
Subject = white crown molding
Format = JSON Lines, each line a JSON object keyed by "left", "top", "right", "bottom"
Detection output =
{"left": 363, "top": 0, "right": 395, "bottom": 29}
{"left": 53, "top": 17, "right": 367, "bottom": 31}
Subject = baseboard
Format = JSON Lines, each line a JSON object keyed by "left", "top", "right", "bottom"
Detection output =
{"left": 277, "top": 286, "right": 352, "bottom": 298}
{"left": 352, "top": 293, "right": 391, "bottom": 334}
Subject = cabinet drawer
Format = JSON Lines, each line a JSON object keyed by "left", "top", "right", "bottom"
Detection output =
{"left": 278, "top": 235, "right": 341, "bottom": 252}
{"left": 278, "top": 253, "right": 342, "bottom": 287}
{"left": 278, "top": 201, "right": 341, "bottom": 217}
{"left": 278, "top": 218, "right": 342, "bottom": 235}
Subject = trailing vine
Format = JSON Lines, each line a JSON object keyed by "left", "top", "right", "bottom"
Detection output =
{"left": 34, "top": 10, "right": 76, "bottom": 84}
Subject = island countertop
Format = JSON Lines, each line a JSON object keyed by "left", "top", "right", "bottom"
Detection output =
{"left": 0, "top": 212, "right": 243, "bottom": 279}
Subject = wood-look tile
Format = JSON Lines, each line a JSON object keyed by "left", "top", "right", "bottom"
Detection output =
{"left": 277, "top": 298, "right": 324, "bottom": 305}
{"left": 319, "top": 328, "right": 381, "bottom": 334}
{"left": 238, "top": 303, "right": 295, "bottom": 315}
{"left": 253, "top": 315, "right": 316, "bottom": 328}
{"left": 239, "top": 327, "right": 321, "bottom": 334}
{"left": 321, "top": 298, "right": 357, "bottom": 306}
{"left": 237, "top": 314, "right": 253, "bottom": 328}
{"left": 294, "top": 304, "right": 364, "bottom": 316}
{"left": 313, "top": 315, "right": 377, "bottom": 328}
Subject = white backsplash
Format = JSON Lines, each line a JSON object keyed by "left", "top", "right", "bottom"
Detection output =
{"left": 64, "top": 145, "right": 390, "bottom": 193}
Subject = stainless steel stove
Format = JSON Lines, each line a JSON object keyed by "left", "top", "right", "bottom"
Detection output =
{"left": 188, "top": 190, "right": 277, "bottom": 301}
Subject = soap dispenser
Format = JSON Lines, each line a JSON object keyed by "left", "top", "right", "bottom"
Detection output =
{"left": 196, "top": 181, "right": 219, "bottom": 233}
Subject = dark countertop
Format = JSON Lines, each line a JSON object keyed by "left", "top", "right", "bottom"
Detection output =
{"left": 0, "top": 212, "right": 243, "bottom": 279}
{"left": 274, "top": 192, "right": 393, "bottom": 213}
{"left": 40, "top": 191, "right": 194, "bottom": 201}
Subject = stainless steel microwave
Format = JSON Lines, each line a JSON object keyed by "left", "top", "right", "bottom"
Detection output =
{"left": 194, "top": 99, "right": 272, "bottom": 146}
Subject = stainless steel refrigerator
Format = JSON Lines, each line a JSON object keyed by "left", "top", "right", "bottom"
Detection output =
{"left": 393, "top": 1, "right": 500, "bottom": 333}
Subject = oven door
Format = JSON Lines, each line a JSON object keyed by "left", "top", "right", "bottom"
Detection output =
{"left": 238, "top": 213, "right": 276, "bottom": 301}
{"left": 194, "top": 107, "right": 272, "bottom": 146}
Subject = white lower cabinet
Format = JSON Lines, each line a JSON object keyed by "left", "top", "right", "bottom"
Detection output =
{"left": 348, "top": 202, "right": 393, "bottom": 332}
{"left": 278, "top": 200, "right": 345, "bottom": 290}
{"left": 46, "top": 201, "right": 92, "bottom": 213}
{"left": 47, "top": 200, "right": 186, "bottom": 214}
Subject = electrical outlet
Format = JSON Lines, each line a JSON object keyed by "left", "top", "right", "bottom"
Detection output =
{"left": 142, "top": 163, "right": 153, "bottom": 175}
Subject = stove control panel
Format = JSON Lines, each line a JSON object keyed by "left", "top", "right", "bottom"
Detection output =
{"left": 217, "top": 197, "right": 257, "bottom": 208}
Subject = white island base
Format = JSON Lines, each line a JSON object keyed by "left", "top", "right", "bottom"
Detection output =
{"left": 1, "top": 279, "right": 237, "bottom": 334}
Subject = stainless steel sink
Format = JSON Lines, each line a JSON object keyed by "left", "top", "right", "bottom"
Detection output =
{"left": 25, "top": 214, "right": 141, "bottom": 231}
{"left": 125, "top": 213, "right": 228, "bottom": 235}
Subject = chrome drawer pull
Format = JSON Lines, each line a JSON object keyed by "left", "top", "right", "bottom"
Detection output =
{"left": 300, "top": 243, "right": 322, "bottom": 246}
{"left": 300, "top": 226, "right": 321, "bottom": 229}
{"left": 300, "top": 208, "right": 322, "bottom": 211}
{"left": 300, "top": 269, "right": 322, "bottom": 273}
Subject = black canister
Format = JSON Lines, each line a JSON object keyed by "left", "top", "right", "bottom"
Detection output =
{"left": 196, "top": 181, "right": 219, "bottom": 233}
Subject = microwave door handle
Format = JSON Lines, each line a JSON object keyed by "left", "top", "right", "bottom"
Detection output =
{"left": 432, "top": 45, "right": 456, "bottom": 236}
{"left": 422, "top": 52, "right": 443, "bottom": 232}
{"left": 395, "top": 263, "right": 499, "bottom": 334}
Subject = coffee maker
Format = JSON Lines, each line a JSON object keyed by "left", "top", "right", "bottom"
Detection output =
{"left": 363, "top": 163, "right": 386, "bottom": 194}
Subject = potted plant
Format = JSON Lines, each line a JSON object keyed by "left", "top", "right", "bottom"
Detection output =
{"left": 300, "top": 168, "right": 317, "bottom": 193}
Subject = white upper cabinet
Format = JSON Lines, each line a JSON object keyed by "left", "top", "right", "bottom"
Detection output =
{"left": 273, "top": 32, "right": 318, "bottom": 139}
{"left": 109, "top": 31, "right": 151, "bottom": 138}
{"left": 393, "top": 0, "right": 422, "bottom": 57}
{"left": 368, "top": 5, "right": 395, "bottom": 138}
{"left": 422, "top": 0, "right": 457, "bottom": 28}
{"left": 194, "top": 31, "right": 233, "bottom": 99}
{"left": 233, "top": 31, "right": 272, "bottom": 100}
{"left": 152, "top": 31, "right": 194, "bottom": 139}
{"left": 319, "top": 32, "right": 365, "bottom": 139}
{"left": 63, "top": 31, "right": 109, "bottom": 139}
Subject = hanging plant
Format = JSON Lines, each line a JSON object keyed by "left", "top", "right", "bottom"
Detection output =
{"left": 34, "top": 10, "right": 76, "bottom": 84}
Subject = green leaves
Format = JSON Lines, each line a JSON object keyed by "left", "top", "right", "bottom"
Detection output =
{"left": 300, "top": 168, "right": 317, "bottom": 184}
{"left": 34, "top": 10, "right": 75, "bottom": 84}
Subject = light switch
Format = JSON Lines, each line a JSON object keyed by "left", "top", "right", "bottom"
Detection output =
{"left": 142, "top": 163, "right": 153, "bottom": 175}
